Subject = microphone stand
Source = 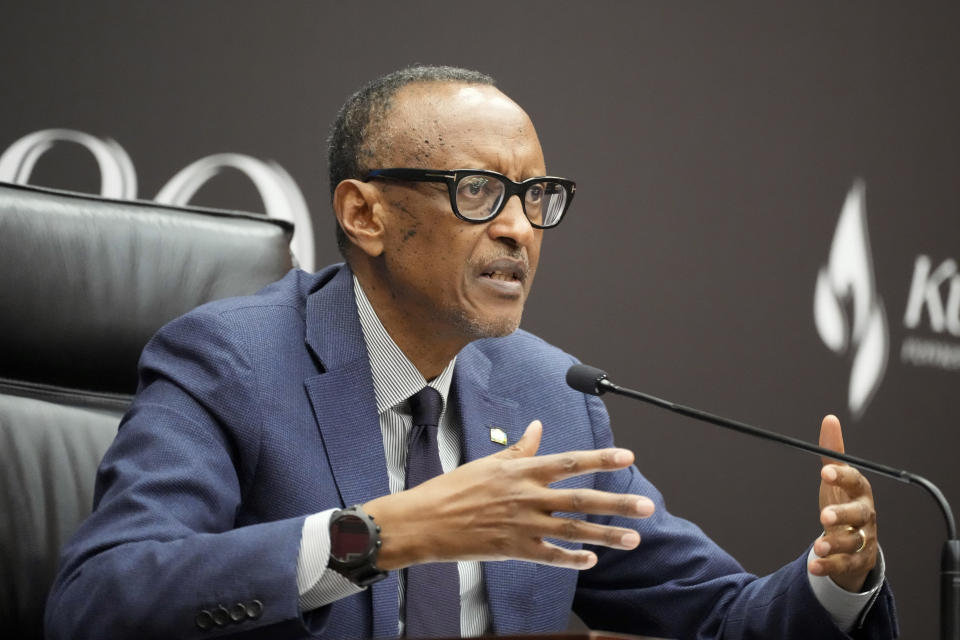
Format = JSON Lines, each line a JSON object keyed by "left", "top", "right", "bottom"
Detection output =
{"left": 573, "top": 366, "right": 959, "bottom": 640}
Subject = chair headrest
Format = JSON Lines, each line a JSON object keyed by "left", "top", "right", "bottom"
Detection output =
{"left": 0, "top": 182, "right": 296, "bottom": 394}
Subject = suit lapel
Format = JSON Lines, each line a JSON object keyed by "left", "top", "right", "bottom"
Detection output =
{"left": 302, "top": 271, "right": 540, "bottom": 636}
{"left": 302, "top": 265, "right": 398, "bottom": 638}
{"left": 454, "top": 345, "right": 538, "bottom": 635}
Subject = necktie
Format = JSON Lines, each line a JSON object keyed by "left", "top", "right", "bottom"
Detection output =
{"left": 404, "top": 386, "right": 461, "bottom": 638}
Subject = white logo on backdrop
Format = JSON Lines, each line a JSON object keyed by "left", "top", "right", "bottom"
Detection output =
{"left": 0, "top": 129, "right": 137, "bottom": 198}
{"left": 814, "top": 180, "right": 889, "bottom": 419}
{"left": 0, "top": 129, "right": 315, "bottom": 271}
{"left": 901, "top": 256, "right": 960, "bottom": 369}
{"left": 156, "top": 154, "right": 314, "bottom": 272}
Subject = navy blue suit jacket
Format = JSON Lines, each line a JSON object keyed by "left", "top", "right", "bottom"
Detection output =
{"left": 46, "top": 264, "right": 897, "bottom": 639}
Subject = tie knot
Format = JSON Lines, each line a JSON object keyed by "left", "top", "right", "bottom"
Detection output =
{"left": 409, "top": 386, "right": 443, "bottom": 428}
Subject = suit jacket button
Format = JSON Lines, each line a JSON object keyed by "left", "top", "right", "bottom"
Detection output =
{"left": 229, "top": 602, "right": 247, "bottom": 622}
{"left": 212, "top": 605, "right": 231, "bottom": 627}
{"left": 195, "top": 610, "right": 214, "bottom": 630}
{"left": 245, "top": 599, "right": 264, "bottom": 620}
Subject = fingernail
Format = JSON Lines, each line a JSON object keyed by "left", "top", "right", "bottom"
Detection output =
{"left": 620, "top": 531, "right": 640, "bottom": 548}
{"left": 816, "top": 540, "right": 831, "bottom": 556}
{"left": 635, "top": 498, "right": 654, "bottom": 516}
{"left": 581, "top": 552, "right": 597, "bottom": 568}
{"left": 823, "top": 467, "right": 837, "bottom": 481}
{"left": 613, "top": 450, "right": 632, "bottom": 465}
{"left": 822, "top": 509, "right": 837, "bottom": 525}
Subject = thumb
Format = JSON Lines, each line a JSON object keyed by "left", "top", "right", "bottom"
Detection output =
{"left": 498, "top": 420, "right": 543, "bottom": 459}
{"left": 819, "top": 414, "right": 846, "bottom": 466}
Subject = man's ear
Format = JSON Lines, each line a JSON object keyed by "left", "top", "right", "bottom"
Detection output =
{"left": 333, "top": 179, "right": 385, "bottom": 258}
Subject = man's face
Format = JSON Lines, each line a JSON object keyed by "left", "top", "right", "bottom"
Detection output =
{"left": 368, "top": 83, "right": 545, "bottom": 343}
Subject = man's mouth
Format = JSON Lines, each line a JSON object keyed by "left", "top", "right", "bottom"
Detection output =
{"left": 483, "top": 270, "right": 521, "bottom": 282}
{"left": 479, "top": 258, "right": 527, "bottom": 284}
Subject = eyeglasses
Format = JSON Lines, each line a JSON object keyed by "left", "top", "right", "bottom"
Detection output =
{"left": 363, "top": 168, "right": 576, "bottom": 229}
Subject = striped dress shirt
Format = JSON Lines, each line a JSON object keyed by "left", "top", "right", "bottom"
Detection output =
{"left": 295, "top": 276, "right": 492, "bottom": 636}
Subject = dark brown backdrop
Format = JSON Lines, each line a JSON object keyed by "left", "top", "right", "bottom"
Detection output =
{"left": 2, "top": 2, "right": 957, "bottom": 637}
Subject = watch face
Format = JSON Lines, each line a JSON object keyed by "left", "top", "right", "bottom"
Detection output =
{"left": 331, "top": 513, "right": 370, "bottom": 563}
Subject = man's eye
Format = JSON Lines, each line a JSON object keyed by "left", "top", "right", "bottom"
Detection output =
{"left": 460, "top": 177, "right": 490, "bottom": 197}
{"left": 527, "top": 185, "right": 544, "bottom": 202}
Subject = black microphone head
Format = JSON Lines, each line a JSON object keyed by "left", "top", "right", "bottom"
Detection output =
{"left": 566, "top": 364, "right": 609, "bottom": 396}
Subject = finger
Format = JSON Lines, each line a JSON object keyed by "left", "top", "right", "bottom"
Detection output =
{"left": 821, "top": 464, "right": 873, "bottom": 499}
{"left": 516, "top": 537, "right": 598, "bottom": 570}
{"left": 814, "top": 527, "right": 870, "bottom": 557}
{"left": 820, "top": 499, "right": 874, "bottom": 529}
{"left": 497, "top": 420, "right": 543, "bottom": 460}
{"left": 539, "top": 514, "right": 641, "bottom": 550}
{"left": 819, "top": 414, "right": 846, "bottom": 466}
{"left": 520, "top": 447, "right": 634, "bottom": 482}
{"left": 808, "top": 548, "right": 872, "bottom": 579}
{"left": 544, "top": 488, "right": 655, "bottom": 519}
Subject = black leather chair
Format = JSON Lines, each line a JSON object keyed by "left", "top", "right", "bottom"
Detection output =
{"left": 0, "top": 181, "right": 296, "bottom": 639}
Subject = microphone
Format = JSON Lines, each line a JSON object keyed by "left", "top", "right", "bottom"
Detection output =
{"left": 566, "top": 363, "right": 959, "bottom": 640}
{"left": 566, "top": 364, "right": 610, "bottom": 396}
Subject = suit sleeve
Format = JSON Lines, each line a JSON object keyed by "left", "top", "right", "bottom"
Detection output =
{"left": 572, "top": 394, "right": 899, "bottom": 640}
{"left": 45, "top": 310, "right": 325, "bottom": 640}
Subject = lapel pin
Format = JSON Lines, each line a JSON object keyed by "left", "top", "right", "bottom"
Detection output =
{"left": 489, "top": 427, "right": 508, "bottom": 446}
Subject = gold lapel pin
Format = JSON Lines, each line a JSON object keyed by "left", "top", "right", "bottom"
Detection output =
{"left": 489, "top": 427, "right": 508, "bottom": 446}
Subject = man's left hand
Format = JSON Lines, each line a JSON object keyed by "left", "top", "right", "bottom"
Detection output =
{"left": 809, "top": 414, "right": 878, "bottom": 592}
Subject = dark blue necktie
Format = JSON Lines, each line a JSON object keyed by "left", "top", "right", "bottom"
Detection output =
{"left": 404, "top": 387, "right": 461, "bottom": 638}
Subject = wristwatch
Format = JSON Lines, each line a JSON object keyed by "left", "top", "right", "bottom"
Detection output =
{"left": 328, "top": 505, "right": 388, "bottom": 587}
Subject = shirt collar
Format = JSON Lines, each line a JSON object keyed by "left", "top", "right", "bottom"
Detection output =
{"left": 353, "top": 275, "right": 456, "bottom": 416}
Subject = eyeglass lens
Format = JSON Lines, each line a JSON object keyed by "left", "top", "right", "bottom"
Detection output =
{"left": 455, "top": 174, "right": 569, "bottom": 226}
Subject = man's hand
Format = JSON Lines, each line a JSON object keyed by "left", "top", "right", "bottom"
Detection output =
{"left": 364, "top": 420, "right": 655, "bottom": 571}
{"left": 809, "top": 414, "right": 878, "bottom": 592}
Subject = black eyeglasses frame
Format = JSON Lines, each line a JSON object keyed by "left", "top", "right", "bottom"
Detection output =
{"left": 362, "top": 168, "right": 576, "bottom": 229}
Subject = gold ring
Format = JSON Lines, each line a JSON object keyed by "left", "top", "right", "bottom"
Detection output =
{"left": 851, "top": 526, "right": 867, "bottom": 553}
{"left": 824, "top": 526, "right": 867, "bottom": 553}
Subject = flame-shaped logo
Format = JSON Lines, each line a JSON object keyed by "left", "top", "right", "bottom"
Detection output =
{"left": 814, "top": 180, "right": 888, "bottom": 419}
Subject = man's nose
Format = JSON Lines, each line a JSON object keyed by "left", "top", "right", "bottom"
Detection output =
{"left": 487, "top": 195, "right": 536, "bottom": 247}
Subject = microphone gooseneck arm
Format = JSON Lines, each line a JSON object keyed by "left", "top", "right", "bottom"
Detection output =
{"left": 602, "top": 371, "right": 953, "bottom": 538}
{"left": 566, "top": 363, "right": 959, "bottom": 640}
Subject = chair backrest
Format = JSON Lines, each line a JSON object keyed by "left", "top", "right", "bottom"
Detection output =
{"left": 0, "top": 181, "right": 296, "bottom": 638}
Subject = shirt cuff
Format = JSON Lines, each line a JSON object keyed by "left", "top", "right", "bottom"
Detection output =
{"left": 296, "top": 509, "right": 365, "bottom": 611}
{"left": 806, "top": 542, "right": 886, "bottom": 633}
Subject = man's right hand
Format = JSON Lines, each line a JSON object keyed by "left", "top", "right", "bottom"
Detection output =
{"left": 364, "top": 419, "right": 654, "bottom": 571}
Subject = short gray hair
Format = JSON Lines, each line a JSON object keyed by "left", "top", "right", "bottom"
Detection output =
{"left": 327, "top": 65, "right": 496, "bottom": 254}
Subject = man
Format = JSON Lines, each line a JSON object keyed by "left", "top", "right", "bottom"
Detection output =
{"left": 46, "top": 66, "right": 897, "bottom": 639}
